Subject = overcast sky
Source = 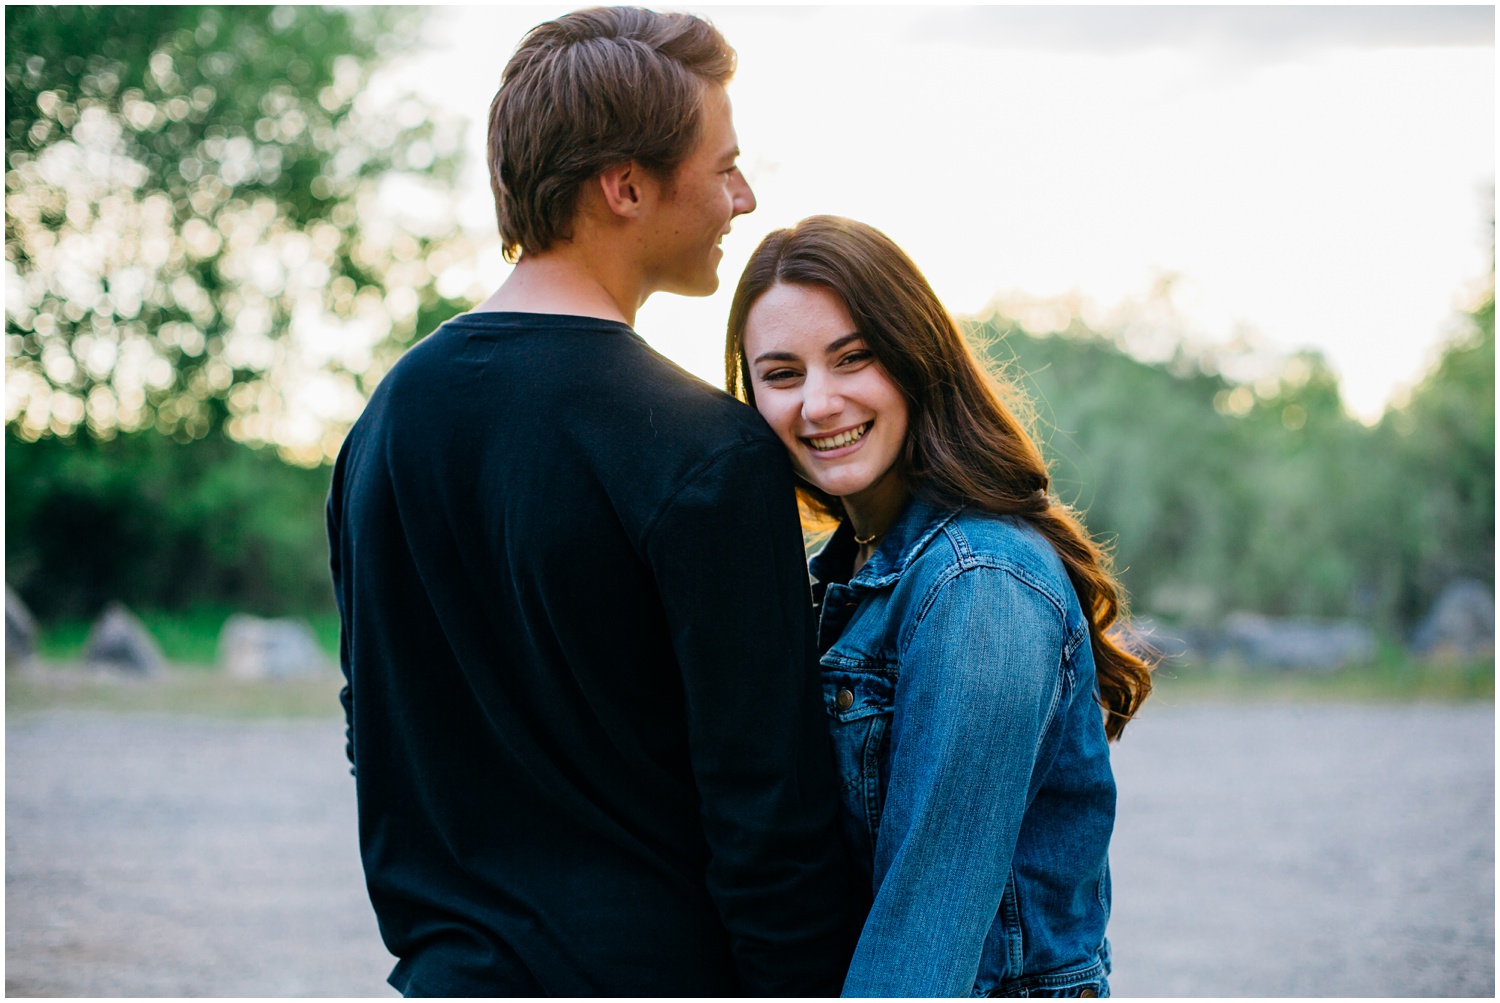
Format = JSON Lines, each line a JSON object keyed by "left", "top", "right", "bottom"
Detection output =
{"left": 909, "top": 5, "right": 1493, "bottom": 53}
{"left": 381, "top": 5, "right": 1495, "bottom": 420}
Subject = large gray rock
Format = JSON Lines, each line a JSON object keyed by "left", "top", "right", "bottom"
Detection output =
{"left": 1411, "top": 579, "right": 1495, "bottom": 661}
{"left": 83, "top": 603, "right": 165, "bottom": 675}
{"left": 6, "top": 585, "right": 38, "bottom": 667}
{"left": 1216, "top": 612, "right": 1377, "bottom": 673}
{"left": 218, "top": 615, "right": 330, "bottom": 680}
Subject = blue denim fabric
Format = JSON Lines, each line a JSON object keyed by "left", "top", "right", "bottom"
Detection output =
{"left": 810, "top": 499, "right": 1115, "bottom": 998}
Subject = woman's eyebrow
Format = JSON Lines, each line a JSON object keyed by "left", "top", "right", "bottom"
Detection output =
{"left": 753, "top": 333, "right": 863, "bottom": 366}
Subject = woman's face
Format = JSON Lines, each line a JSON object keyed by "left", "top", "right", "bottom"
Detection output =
{"left": 742, "top": 282, "right": 909, "bottom": 516}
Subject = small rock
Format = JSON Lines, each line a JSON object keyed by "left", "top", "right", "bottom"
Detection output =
{"left": 218, "top": 614, "right": 329, "bottom": 679}
{"left": 84, "top": 603, "right": 165, "bottom": 675}
{"left": 6, "top": 585, "right": 38, "bottom": 667}
{"left": 1411, "top": 579, "right": 1495, "bottom": 662}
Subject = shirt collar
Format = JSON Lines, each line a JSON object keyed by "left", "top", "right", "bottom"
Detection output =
{"left": 809, "top": 496, "right": 963, "bottom": 592}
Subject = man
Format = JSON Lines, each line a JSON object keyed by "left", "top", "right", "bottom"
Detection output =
{"left": 327, "top": 7, "right": 854, "bottom": 997}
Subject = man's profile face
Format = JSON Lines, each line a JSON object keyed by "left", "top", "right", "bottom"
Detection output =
{"left": 642, "top": 85, "right": 756, "bottom": 298}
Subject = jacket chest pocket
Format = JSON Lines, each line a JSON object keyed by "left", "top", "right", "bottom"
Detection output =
{"left": 821, "top": 667, "right": 895, "bottom": 865}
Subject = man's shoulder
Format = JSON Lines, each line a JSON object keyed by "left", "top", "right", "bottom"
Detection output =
{"left": 353, "top": 308, "right": 784, "bottom": 483}
{"left": 638, "top": 360, "right": 779, "bottom": 447}
{"left": 545, "top": 320, "right": 779, "bottom": 455}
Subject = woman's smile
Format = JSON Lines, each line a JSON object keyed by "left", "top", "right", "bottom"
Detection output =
{"left": 804, "top": 420, "right": 873, "bottom": 454}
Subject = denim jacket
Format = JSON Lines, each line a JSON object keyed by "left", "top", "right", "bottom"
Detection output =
{"left": 810, "top": 499, "right": 1115, "bottom": 998}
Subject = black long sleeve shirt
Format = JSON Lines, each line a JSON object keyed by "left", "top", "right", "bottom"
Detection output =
{"left": 327, "top": 311, "right": 854, "bottom": 996}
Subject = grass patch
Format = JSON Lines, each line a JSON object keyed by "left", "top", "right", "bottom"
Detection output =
{"left": 7, "top": 662, "right": 345, "bottom": 719}
{"left": 1150, "top": 651, "right": 1494, "bottom": 704}
{"left": 309, "top": 613, "right": 341, "bottom": 659}
{"left": 15, "top": 619, "right": 1490, "bottom": 721}
{"left": 34, "top": 608, "right": 343, "bottom": 665}
{"left": 33, "top": 619, "right": 93, "bottom": 661}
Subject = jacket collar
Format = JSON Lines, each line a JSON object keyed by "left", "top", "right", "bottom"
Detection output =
{"left": 809, "top": 496, "right": 963, "bottom": 592}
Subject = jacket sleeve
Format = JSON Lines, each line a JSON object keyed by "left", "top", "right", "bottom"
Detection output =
{"left": 645, "top": 438, "right": 856, "bottom": 996}
{"left": 841, "top": 565, "right": 1068, "bottom": 997}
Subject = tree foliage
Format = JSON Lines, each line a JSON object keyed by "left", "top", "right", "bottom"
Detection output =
{"left": 5, "top": 5, "right": 469, "bottom": 464}
{"left": 11, "top": 293, "right": 1490, "bottom": 630}
{"left": 6, "top": 425, "right": 335, "bottom": 620}
{"left": 1375, "top": 283, "right": 1495, "bottom": 617}
{"left": 3, "top": 6, "right": 1490, "bottom": 637}
{"left": 974, "top": 281, "right": 1495, "bottom": 630}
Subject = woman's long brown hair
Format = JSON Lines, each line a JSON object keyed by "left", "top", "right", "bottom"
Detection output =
{"left": 726, "top": 216, "right": 1152, "bottom": 740}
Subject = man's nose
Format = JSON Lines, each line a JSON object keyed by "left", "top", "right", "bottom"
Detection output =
{"left": 731, "top": 168, "right": 756, "bottom": 217}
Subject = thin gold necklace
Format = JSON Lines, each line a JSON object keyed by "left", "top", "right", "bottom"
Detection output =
{"left": 853, "top": 528, "right": 883, "bottom": 546}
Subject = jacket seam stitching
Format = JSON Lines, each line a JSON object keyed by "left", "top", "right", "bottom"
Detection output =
{"left": 903, "top": 558, "right": 1071, "bottom": 654}
{"left": 997, "top": 957, "right": 1108, "bottom": 991}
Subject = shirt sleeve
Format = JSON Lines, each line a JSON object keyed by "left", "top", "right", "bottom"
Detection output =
{"left": 325, "top": 457, "right": 355, "bottom": 774}
{"left": 841, "top": 565, "right": 1068, "bottom": 997}
{"left": 645, "top": 438, "right": 856, "bottom": 997}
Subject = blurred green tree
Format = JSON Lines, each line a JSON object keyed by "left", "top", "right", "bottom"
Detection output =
{"left": 976, "top": 315, "right": 1260, "bottom": 622}
{"left": 6, "top": 424, "right": 335, "bottom": 620}
{"left": 971, "top": 273, "right": 1495, "bottom": 633}
{"left": 1377, "top": 276, "right": 1495, "bottom": 622}
{"left": 5, "top": 5, "right": 471, "bottom": 465}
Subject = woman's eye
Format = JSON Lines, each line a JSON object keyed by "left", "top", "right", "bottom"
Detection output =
{"left": 838, "top": 350, "right": 873, "bottom": 367}
{"left": 759, "top": 368, "right": 799, "bottom": 383}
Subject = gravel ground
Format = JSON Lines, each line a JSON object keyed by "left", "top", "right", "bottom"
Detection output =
{"left": 6, "top": 702, "right": 1494, "bottom": 997}
{"left": 1106, "top": 701, "right": 1494, "bottom": 997}
{"left": 6, "top": 713, "right": 395, "bottom": 997}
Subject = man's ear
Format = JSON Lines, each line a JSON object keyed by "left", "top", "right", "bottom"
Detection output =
{"left": 597, "top": 162, "right": 657, "bottom": 219}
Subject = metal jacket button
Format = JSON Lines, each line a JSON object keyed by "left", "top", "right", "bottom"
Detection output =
{"left": 835, "top": 688, "right": 854, "bottom": 712}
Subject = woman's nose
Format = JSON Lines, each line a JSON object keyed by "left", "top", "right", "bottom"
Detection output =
{"left": 801, "top": 372, "right": 841, "bottom": 424}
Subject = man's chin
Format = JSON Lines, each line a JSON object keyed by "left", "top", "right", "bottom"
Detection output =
{"left": 663, "top": 273, "right": 721, "bottom": 298}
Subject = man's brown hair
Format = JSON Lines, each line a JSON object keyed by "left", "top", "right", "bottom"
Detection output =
{"left": 488, "top": 7, "right": 736, "bottom": 262}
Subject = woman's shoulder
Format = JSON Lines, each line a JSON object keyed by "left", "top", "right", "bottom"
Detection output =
{"left": 916, "top": 509, "right": 1075, "bottom": 613}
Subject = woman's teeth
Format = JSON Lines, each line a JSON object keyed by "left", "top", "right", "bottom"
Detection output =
{"left": 808, "top": 422, "right": 871, "bottom": 451}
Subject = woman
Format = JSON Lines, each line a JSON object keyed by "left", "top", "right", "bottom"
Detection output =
{"left": 725, "top": 216, "right": 1153, "bottom": 998}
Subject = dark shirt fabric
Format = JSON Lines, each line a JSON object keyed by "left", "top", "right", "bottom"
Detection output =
{"left": 327, "top": 311, "right": 853, "bottom": 997}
